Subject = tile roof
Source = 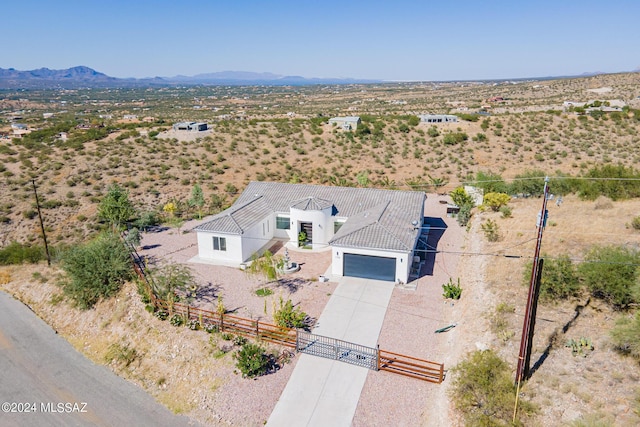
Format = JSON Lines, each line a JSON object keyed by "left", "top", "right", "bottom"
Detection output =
{"left": 194, "top": 195, "right": 272, "bottom": 234}
{"left": 194, "top": 182, "right": 425, "bottom": 252}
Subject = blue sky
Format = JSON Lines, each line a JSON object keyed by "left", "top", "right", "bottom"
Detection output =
{"left": 4, "top": 0, "right": 639, "bottom": 81}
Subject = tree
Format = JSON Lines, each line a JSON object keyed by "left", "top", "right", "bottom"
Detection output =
{"left": 61, "top": 233, "right": 133, "bottom": 309}
{"left": 210, "top": 193, "right": 228, "bottom": 214}
{"left": 188, "top": 184, "right": 205, "bottom": 219}
{"left": 98, "top": 184, "right": 136, "bottom": 230}
{"left": 483, "top": 192, "right": 511, "bottom": 212}
{"left": 150, "top": 262, "right": 197, "bottom": 301}
{"left": 246, "top": 251, "right": 284, "bottom": 286}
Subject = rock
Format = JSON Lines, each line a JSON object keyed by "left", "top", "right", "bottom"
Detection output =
{"left": 475, "top": 342, "right": 488, "bottom": 351}
{"left": 561, "top": 408, "right": 582, "bottom": 423}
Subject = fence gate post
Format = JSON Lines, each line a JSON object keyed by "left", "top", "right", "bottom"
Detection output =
{"left": 255, "top": 320, "right": 259, "bottom": 339}
{"left": 376, "top": 345, "right": 380, "bottom": 371}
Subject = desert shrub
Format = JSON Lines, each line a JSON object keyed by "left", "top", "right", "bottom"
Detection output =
{"left": 509, "top": 170, "right": 547, "bottom": 196}
{"left": 632, "top": 216, "right": 640, "bottom": 231}
{"left": 457, "top": 203, "right": 473, "bottom": 227}
{"left": 273, "top": 297, "right": 308, "bottom": 329}
{"left": 481, "top": 219, "right": 501, "bottom": 242}
{"left": 443, "top": 132, "right": 468, "bottom": 145}
{"left": 104, "top": 342, "right": 138, "bottom": 368}
{"left": 610, "top": 312, "right": 640, "bottom": 360}
{"left": 578, "top": 245, "right": 640, "bottom": 308}
{"left": 483, "top": 193, "right": 510, "bottom": 212}
{"left": 451, "top": 187, "right": 474, "bottom": 207}
{"left": 578, "top": 165, "right": 640, "bottom": 201}
{"left": 473, "top": 171, "right": 508, "bottom": 194}
{"left": 134, "top": 211, "right": 160, "bottom": 230}
{"left": 61, "top": 233, "right": 133, "bottom": 309}
{"left": 490, "top": 302, "right": 515, "bottom": 342}
{"left": 535, "top": 255, "right": 581, "bottom": 302}
{"left": 0, "top": 242, "right": 45, "bottom": 265}
{"left": 499, "top": 205, "right": 512, "bottom": 218}
{"left": 149, "top": 262, "right": 197, "bottom": 301}
{"left": 169, "top": 314, "right": 184, "bottom": 327}
{"left": 442, "top": 278, "right": 462, "bottom": 300}
{"left": 450, "top": 350, "right": 535, "bottom": 426}
{"left": 233, "top": 343, "right": 272, "bottom": 378}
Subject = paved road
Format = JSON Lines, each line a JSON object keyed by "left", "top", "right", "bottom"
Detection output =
{"left": 267, "top": 277, "right": 395, "bottom": 427}
{"left": 0, "top": 291, "right": 197, "bottom": 427}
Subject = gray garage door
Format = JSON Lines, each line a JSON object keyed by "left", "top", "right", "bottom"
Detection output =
{"left": 343, "top": 253, "right": 396, "bottom": 281}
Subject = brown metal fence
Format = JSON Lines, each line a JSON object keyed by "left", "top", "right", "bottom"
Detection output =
{"left": 378, "top": 349, "right": 445, "bottom": 383}
{"left": 155, "top": 298, "right": 296, "bottom": 348}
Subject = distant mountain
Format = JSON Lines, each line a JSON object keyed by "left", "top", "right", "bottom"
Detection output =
{"left": 0, "top": 66, "right": 119, "bottom": 88}
{"left": 0, "top": 66, "right": 380, "bottom": 89}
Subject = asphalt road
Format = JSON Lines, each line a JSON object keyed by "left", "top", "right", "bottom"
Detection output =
{"left": 0, "top": 291, "right": 197, "bottom": 427}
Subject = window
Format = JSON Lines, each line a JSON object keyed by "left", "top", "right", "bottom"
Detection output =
{"left": 276, "top": 216, "right": 290, "bottom": 230}
{"left": 334, "top": 221, "right": 345, "bottom": 233}
{"left": 213, "top": 236, "right": 226, "bottom": 251}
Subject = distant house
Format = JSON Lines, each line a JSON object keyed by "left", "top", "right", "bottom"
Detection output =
{"left": 123, "top": 114, "right": 138, "bottom": 121}
{"left": 193, "top": 181, "right": 428, "bottom": 284}
{"left": 328, "top": 116, "right": 361, "bottom": 130}
{"left": 172, "top": 122, "right": 208, "bottom": 132}
{"left": 419, "top": 114, "right": 458, "bottom": 124}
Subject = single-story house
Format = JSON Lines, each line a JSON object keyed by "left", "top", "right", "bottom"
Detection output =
{"left": 419, "top": 114, "right": 458, "bottom": 124}
{"left": 173, "top": 122, "right": 208, "bottom": 132}
{"left": 193, "top": 182, "right": 427, "bottom": 283}
{"left": 328, "top": 116, "right": 361, "bottom": 130}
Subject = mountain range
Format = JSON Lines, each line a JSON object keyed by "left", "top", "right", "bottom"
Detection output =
{"left": 0, "top": 66, "right": 379, "bottom": 89}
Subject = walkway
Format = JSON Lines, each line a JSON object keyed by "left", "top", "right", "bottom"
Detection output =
{"left": 266, "top": 276, "right": 395, "bottom": 427}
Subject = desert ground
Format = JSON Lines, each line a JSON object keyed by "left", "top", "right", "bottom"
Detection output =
{"left": 1, "top": 72, "right": 640, "bottom": 425}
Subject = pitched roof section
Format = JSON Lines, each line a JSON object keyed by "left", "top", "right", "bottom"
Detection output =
{"left": 195, "top": 182, "right": 425, "bottom": 252}
{"left": 194, "top": 195, "right": 272, "bottom": 235}
{"left": 290, "top": 196, "right": 334, "bottom": 211}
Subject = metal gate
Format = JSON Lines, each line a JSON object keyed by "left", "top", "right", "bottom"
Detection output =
{"left": 296, "top": 331, "right": 378, "bottom": 370}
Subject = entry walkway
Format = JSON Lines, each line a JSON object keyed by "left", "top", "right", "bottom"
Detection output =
{"left": 267, "top": 277, "right": 395, "bottom": 427}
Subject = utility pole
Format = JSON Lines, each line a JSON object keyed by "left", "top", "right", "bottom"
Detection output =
{"left": 515, "top": 176, "right": 550, "bottom": 384}
{"left": 32, "top": 179, "right": 51, "bottom": 266}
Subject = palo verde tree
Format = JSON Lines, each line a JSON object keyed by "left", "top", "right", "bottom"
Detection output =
{"left": 246, "top": 250, "right": 284, "bottom": 287}
{"left": 98, "top": 183, "right": 136, "bottom": 231}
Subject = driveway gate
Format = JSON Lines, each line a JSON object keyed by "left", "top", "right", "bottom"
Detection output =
{"left": 296, "top": 331, "right": 378, "bottom": 370}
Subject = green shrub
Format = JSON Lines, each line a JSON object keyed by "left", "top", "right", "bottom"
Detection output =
{"left": 233, "top": 343, "right": 272, "bottom": 378}
{"left": 610, "top": 312, "right": 640, "bottom": 360}
{"left": 169, "top": 314, "right": 184, "bottom": 326}
{"left": 450, "top": 350, "right": 535, "bottom": 426}
{"left": 531, "top": 255, "right": 581, "bottom": 302}
{"left": 578, "top": 245, "right": 640, "bottom": 308}
{"left": 481, "top": 219, "right": 501, "bottom": 242}
{"left": 483, "top": 193, "right": 510, "bottom": 212}
{"left": 0, "top": 242, "right": 45, "bottom": 265}
{"left": 273, "top": 297, "right": 308, "bottom": 329}
{"left": 499, "top": 205, "right": 512, "bottom": 218}
{"left": 104, "top": 342, "right": 138, "bottom": 367}
{"left": 442, "top": 278, "right": 462, "bottom": 300}
{"left": 631, "top": 216, "right": 640, "bottom": 231}
{"left": 60, "top": 232, "right": 133, "bottom": 309}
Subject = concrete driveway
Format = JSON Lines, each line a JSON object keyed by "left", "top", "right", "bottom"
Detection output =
{"left": 0, "top": 291, "right": 197, "bottom": 427}
{"left": 267, "top": 277, "right": 394, "bottom": 427}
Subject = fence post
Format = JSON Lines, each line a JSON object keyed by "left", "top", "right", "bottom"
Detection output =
{"left": 439, "top": 364, "right": 444, "bottom": 383}
{"left": 376, "top": 345, "right": 380, "bottom": 371}
{"left": 255, "top": 320, "right": 260, "bottom": 339}
{"left": 186, "top": 305, "right": 190, "bottom": 321}
{"left": 220, "top": 312, "right": 224, "bottom": 332}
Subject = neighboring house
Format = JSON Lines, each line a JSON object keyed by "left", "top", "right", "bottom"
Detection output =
{"left": 193, "top": 182, "right": 427, "bottom": 283}
{"left": 328, "top": 116, "right": 361, "bottom": 130}
{"left": 419, "top": 114, "right": 458, "bottom": 124}
{"left": 172, "top": 122, "right": 208, "bottom": 132}
{"left": 123, "top": 114, "right": 138, "bottom": 120}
